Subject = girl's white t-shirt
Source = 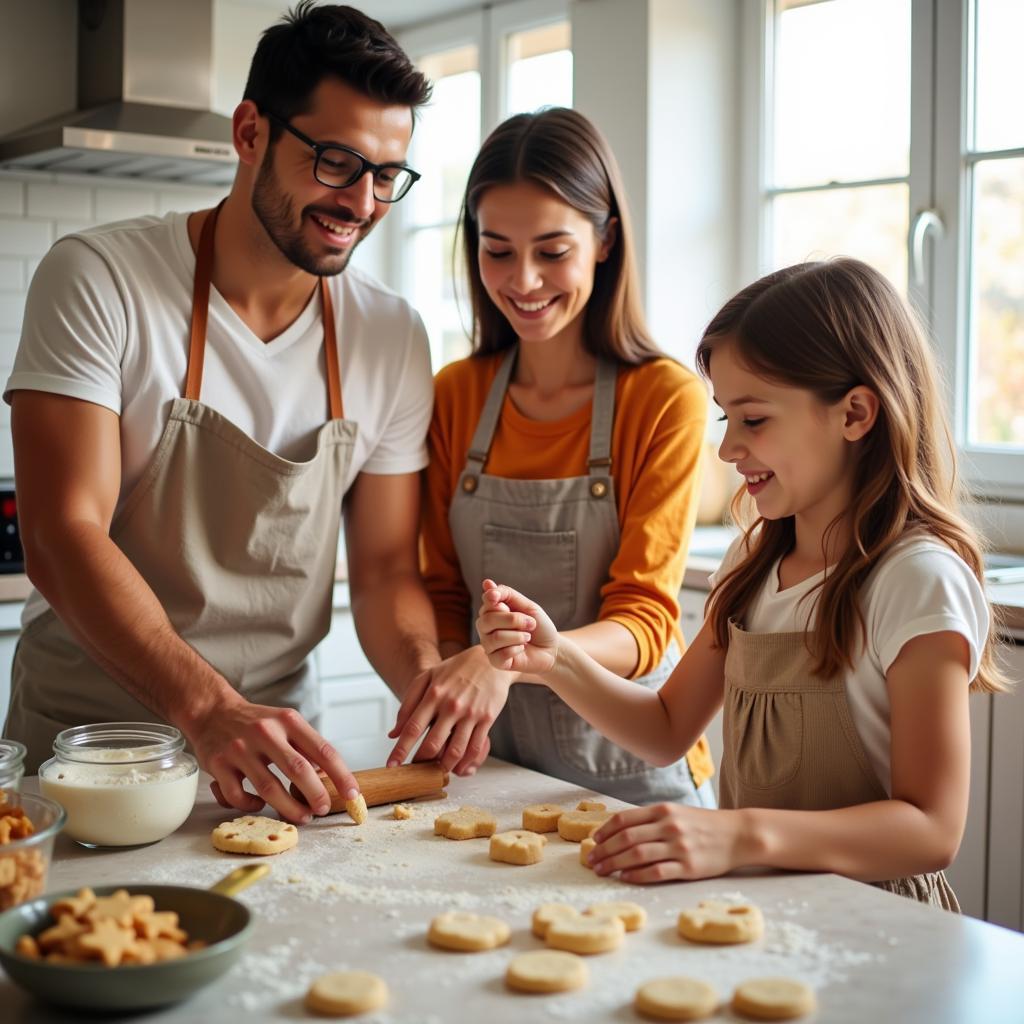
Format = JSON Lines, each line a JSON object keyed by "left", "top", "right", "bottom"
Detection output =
{"left": 5, "top": 212, "right": 433, "bottom": 625}
{"left": 709, "top": 534, "right": 990, "bottom": 794}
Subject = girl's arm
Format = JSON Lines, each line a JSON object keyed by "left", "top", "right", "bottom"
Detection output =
{"left": 589, "top": 630, "right": 971, "bottom": 884}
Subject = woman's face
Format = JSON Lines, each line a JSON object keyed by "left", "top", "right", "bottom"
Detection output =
{"left": 475, "top": 180, "right": 613, "bottom": 349}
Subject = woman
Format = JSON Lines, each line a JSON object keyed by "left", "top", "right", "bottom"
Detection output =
{"left": 387, "top": 107, "right": 714, "bottom": 806}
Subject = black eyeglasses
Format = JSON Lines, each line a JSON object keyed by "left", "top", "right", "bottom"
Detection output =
{"left": 265, "top": 111, "right": 420, "bottom": 203}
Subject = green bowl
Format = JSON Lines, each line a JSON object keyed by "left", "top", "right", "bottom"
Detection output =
{"left": 0, "top": 883, "right": 253, "bottom": 1011}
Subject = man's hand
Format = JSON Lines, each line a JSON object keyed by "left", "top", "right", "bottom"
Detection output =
{"left": 183, "top": 694, "right": 360, "bottom": 824}
{"left": 386, "top": 645, "right": 512, "bottom": 775}
{"left": 476, "top": 579, "right": 558, "bottom": 676}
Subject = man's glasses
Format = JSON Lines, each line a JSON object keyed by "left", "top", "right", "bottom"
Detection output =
{"left": 265, "top": 111, "right": 420, "bottom": 203}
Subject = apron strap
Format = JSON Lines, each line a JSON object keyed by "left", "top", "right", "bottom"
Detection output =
{"left": 463, "top": 346, "right": 517, "bottom": 472}
{"left": 587, "top": 357, "right": 617, "bottom": 476}
{"left": 184, "top": 201, "right": 345, "bottom": 419}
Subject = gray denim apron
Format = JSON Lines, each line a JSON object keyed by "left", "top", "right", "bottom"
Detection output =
{"left": 449, "top": 346, "right": 713, "bottom": 806}
{"left": 6, "top": 203, "right": 358, "bottom": 772}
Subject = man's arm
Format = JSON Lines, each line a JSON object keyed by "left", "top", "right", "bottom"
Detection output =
{"left": 343, "top": 469, "right": 441, "bottom": 697}
{"left": 12, "top": 390, "right": 358, "bottom": 821}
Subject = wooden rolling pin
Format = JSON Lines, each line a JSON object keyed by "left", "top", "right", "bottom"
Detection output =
{"left": 293, "top": 761, "right": 449, "bottom": 816}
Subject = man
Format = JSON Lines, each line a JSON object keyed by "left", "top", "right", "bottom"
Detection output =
{"left": 4, "top": 3, "right": 441, "bottom": 823}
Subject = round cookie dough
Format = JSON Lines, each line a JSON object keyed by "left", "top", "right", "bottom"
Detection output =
{"left": 732, "top": 977, "right": 817, "bottom": 1020}
{"left": 506, "top": 950, "right": 589, "bottom": 994}
{"left": 211, "top": 816, "right": 298, "bottom": 856}
{"left": 427, "top": 911, "right": 511, "bottom": 952}
{"left": 635, "top": 977, "right": 719, "bottom": 1021}
{"left": 532, "top": 903, "right": 580, "bottom": 939}
{"left": 677, "top": 900, "right": 764, "bottom": 945}
{"left": 557, "top": 809, "right": 611, "bottom": 842}
{"left": 575, "top": 800, "right": 606, "bottom": 811}
{"left": 490, "top": 829, "right": 547, "bottom": 865}
{"left": 522, "top": 803, "right": 564, "bottom": 832}
{"left": 545, "top": 912, "right": 625, "bottom": 954}
{"left": 579, "top": 836, "right": 597, "bottom": 868}
{"left": 586, "top": 900, "right": 647, "bottom": 931}
{"left": 305, "top": 970, "right": 388, "bottom": 1016}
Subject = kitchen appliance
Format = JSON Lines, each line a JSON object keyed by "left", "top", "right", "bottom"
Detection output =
{"left": 0, "top": 482, "right": 24, "bottom": 575}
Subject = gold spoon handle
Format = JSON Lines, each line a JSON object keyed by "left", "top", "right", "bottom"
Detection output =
{"left": 208, "top": 863, "right": 270, "bottom": 896}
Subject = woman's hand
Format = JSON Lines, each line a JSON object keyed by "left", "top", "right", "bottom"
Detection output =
{"left": 386, "top": 644, "right": 516, "bottom": 775}
{"left": 476, "top": 579, "right": 559, "bottom": 676}
{"left": 587, "top": 803, "right": 747, "bottom": 883}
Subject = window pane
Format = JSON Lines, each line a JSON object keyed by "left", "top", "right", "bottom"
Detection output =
{"left": 506, "top": 22, "right": 572, "bottom": 116}
{"left": 409, "top": 225, "right": 472, "bottom": 369}
{"left": 410, "top": 47, "right": 480, "bottom": 226}
{"left": 770, "top": 184, "right": 909, "bottom": 294}
{"left": 967, "top": 158, "right": 1024, "bottom": 448}
{"left": 973, "top": 0, "right": 1024, "bottom": 152}
{"left": 773, "top": 0, "right": 910, "bottom": 188}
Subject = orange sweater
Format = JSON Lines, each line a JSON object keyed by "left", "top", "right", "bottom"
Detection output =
{"left": 421, "top": 352, "right": 713, "bottom": 788}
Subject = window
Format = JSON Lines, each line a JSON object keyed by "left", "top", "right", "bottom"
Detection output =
{"left": 395, "top": 2, "right": 571, "bottom": 371}
{"left": 753, "top": 0, "right": 1023, "bottom": 496}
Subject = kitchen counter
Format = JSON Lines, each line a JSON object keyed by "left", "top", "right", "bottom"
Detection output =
{"left": 4, "top": 761, "right": 1024, "bottom": 1022}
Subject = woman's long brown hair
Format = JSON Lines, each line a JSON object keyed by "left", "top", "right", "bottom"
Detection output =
{"left": 697, "top": 259, "right": 1007, "bottom": 693}
{"left": 458, "top": 107, "right": 662, "bottom": 365}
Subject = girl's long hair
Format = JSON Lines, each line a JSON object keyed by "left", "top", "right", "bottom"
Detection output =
{"left": 697, "top": 259, "right": 1006, "bottom": 693}
{"left": 459, "top": 107, "right": 661, "bottom": 365}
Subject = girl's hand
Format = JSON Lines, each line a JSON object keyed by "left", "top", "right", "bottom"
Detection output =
{"left": 385, "top": 645, "right": 512, "bottom": 775}
{"left": 476, "top": 579, "right": 559, "bottom": 676}
{"left": 587, "top": 803, "right": 746, "bottom": 883}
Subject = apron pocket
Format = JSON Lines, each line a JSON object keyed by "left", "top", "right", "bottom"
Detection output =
{"left": 725, "top": 688, "right": 803, "bottom": 792}
{"left": 482, "top": 524, "right": 577, "bottom": 626}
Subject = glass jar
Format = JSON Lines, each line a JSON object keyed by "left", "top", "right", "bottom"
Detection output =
{"left": 38, "top": 723, "right": 198, "bottom": 848}
{"left": 0, "top": 739, "right": 26, "bottom": 799}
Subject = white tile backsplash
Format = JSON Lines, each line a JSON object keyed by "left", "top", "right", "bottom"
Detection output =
{"left": 0, "top": 217, "right": 53, "bottom": 256}
{"left": 0, "top": 180, "right": 23, "bottom": 216}
{"left": 0, "top": 294, "right": 26, "bottom": 332}
{"left": 0, "top": 259, "right": 23, "bottom": 290}
{"left": 94, "top": 189, "right": 158, "bottom": 223}
{"left": 27, "top": 182, "right": 93, "bottom": 220}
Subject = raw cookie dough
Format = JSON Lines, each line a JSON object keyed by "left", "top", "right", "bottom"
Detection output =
{"left": 345, "top": 794, "right": 367, "bottom": 825}
{"left": 393, "top": 804, "right": 412, "bottom": 820}
{"left": 677, "top": 900, "right": 764, "bottom": 945}
{"left": 305, "top": 970, "right": 388, "bottom": 1016}
{"left": 557, "top": 809, "right": 611, "bottom": 842}
{"left": 211, "top": 816, "right": 298, "bottom": 856}
{"left": 506, "top": 950, "right": 589, "bottom": 994}
{"left": 732, "top": 977, "right": 817, "bottom": 1020}
{"left": 576, "top": 800, "right": 607, "bottom": 811}
{"left": 545, "top": 912, "right": 625, "bottom": 954}
{"left": 522, "top": 803, "right": 564, "bottom": 832}
{"left": 434, "top": 806, "right": 497, "bottom": 840}
{"left": 532, "top": 903, "right": 580, "bottom": 939}
{"left": 489, "top": 829, "right": 547, "bottom": 865}
{"left": 635, "top": 977, "right": 719, "bottom": 1021}
{"left": 427, "top": 911, "right": 511, "bottom": 952}
{"left": 579, "top": 836, "right": 597, "bottom": 867}
{"left": 586, "top": 900, "right": 647, "bottom": 931}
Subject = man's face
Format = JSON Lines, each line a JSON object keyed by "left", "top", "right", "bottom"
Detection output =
{"left": 252, "top": 77, "right": 414, "bottom": 276}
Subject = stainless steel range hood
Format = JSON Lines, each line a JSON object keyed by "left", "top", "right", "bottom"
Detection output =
{"left": 0, "top": 0, "right": 237, "bottom": 186}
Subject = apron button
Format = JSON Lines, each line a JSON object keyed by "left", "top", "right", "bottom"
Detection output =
{"left": 462, "top": 476, "right": 478, "bottom": 493}
{"left": 590, "top": 480, "right": 608, "bottom": 498}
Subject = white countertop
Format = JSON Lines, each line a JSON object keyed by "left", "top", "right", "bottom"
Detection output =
{"left": 5, "top": 761, "right": 1024, "bottom": 1022}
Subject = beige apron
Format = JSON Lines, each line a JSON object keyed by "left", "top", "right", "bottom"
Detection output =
{"left": 6, "top": 203, "right": 358, "bottom": 772}
{"left": 449, "top": 346, "right": 714, "bottom": 807}
{"left": 720, "top": 620, "right": 960, "bottom": 911}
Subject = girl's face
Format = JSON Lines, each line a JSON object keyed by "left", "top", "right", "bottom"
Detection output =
{"left": 475, "top": 180, "right": 614, "bottom": 349}
{"left": 709, "top": 337, "right": 874, "bottom": 533}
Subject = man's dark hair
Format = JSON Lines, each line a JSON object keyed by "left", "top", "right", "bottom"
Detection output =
{"left": 243, "top": 2, "right": 431, "bottom": 140}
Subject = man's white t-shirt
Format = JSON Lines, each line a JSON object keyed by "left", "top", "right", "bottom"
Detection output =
{"left": 709, "top": 533, "right": 990, "bottom": 795}
{"left": 5, "top": 212, "right": 433, "bottom": 626}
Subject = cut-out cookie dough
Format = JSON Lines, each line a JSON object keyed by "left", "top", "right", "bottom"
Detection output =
{"left": 585, "top": 900, "right": 647, "bottom": 932}
{"left": 522, "top": 803, "right": 564, "bottom": 832}
{"left": 579, "top": 836, "right": 597, "bottom": 867}
{"left": 576, "top": 800, "right": 607, "bottom": 811}
{"left": 434, "top": 806, "right": 497, "bottom": 840}
{"left": 635, "top": 977, "right": 719, "bottom": 1021}
{"left": 545, "top": 912, "right": 625, "bottom": 954}
{"left": 305, "top": 970, "right": 388, "bottom": 1016}
{"left": 531, "top": 903, "right": 580, "bottom": 939}
{"left": 490, "top": 829, "right": 547, "bottom": 865}
{"left": 677, "top": 900, "right": 764, "bottom": 945}
{"left": 557, "top": 809, "right": 611, "bottom": 842}
{"left": 732, "top": 977, "right": 817, "bottom": 1020}
{"left": 345, "top": 794, "right": 367, "bottom": 825}
{"left": 506, "top": 950, "right": 588, "bottom": 994}
{"left": 427, "top": 911, "right": 511, "bottom": 952}
{"left": 211, "top": 816, "right": 298, "bottom": 856}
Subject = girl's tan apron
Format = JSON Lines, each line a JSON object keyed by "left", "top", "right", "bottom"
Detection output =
{"left": 5, "top": 204, "right": 358, "bottom": 772}
{"left": 449, "top": 346, "right": 714, "bottom": 807}
{"left": 720, "top": 620, "right": 960, "bottom": 911}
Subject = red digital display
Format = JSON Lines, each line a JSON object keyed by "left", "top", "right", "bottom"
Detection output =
{"left": 1, "top": 498, "right": 15, "bottom": 520}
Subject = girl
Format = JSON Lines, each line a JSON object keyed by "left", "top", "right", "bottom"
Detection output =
{"left": 476, "top": 258, "right": 1006, "bottom": 909}
{"left": 387, "top": 107, "right": 715, "bottom": 807}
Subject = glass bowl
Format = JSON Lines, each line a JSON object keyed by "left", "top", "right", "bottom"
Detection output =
{"left": 0, "top": 792, "right": 66, "bottom": 912}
